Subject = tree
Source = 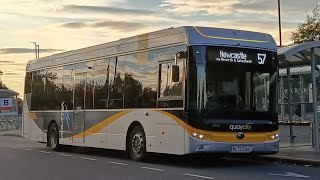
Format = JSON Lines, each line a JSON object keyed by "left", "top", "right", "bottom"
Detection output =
{"left": 291, "top": 2, "right": 320, "bottom": 44}
{"left": 0, "top": 70, "right": 8, "bottom": 89}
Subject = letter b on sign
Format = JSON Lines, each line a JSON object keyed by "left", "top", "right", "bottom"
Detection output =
{"left": 0, "top": 98, "right": 13, "bottom": 110}
{"left": 4, "top": 100, "right": 9, "bottom": 106}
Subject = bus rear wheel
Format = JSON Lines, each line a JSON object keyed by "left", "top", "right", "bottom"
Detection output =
{"left": 128, "top": 125, "right": 146, "bottom": 162}
{"left": 48, "top": 123, "right": 59, "bottom": 151}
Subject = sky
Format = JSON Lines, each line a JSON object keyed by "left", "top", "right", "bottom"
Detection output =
{"left": 0, "top": 0, "right": 318, "bottom": 97}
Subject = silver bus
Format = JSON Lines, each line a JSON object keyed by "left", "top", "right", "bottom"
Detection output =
{"left": 23, "top": 26, "right": 279, "bottom": 161}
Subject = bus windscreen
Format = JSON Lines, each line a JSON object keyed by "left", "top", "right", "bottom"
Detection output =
{"left": 188, "top": 46, "right": 278, "bottom": 115}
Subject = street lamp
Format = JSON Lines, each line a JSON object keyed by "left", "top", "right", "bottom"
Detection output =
{"left": 36, "top": 45, "right": 40, "bottom": 59}
{"left": 30, "top": 42, "right": 40, "bottom": 59}
{"left": 278, "top": 0, "right": 282, "bottom": 47}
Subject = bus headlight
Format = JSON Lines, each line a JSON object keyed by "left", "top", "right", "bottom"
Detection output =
{"left": 192, "top": 132, "right": 208, "bottom": 139}
{"left": 270, "top": 134, "right": 279, "bottom": 140}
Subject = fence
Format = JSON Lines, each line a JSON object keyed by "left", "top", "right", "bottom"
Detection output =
{"left": 0, "top": 115, "right": 22, "bottom": 130}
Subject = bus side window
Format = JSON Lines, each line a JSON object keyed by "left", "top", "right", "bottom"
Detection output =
{"left": 45, "top": 68, "right": 62, "bottom": 110}
{"left": 108, "top": 57, "right": 125, "bottom": 109}
{"left": 24, "top": 72, "right": 32, "bottom": 94}
{"left": 24, "top": 72, "right": 32, "bottom": 110}
{"left": 61, "top": 68, "right": 73, "bottom": 111}
{"left": 31, "top": 70, "right": 46, "bottom": 111}
{"left": 94, "top": 59, "right": 110, "bottom": 109}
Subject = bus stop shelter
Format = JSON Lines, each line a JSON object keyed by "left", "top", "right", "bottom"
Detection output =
{"left": 278, "top": 41, "right": 320, "bottom": 151}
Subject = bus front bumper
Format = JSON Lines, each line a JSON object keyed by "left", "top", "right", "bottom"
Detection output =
{"left": 187, "top": 137, "right": 279, "bottom": 155}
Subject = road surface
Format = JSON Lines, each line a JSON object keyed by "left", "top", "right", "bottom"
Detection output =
{"left": 0, "top": 136, "right": 318, "bottom": 180}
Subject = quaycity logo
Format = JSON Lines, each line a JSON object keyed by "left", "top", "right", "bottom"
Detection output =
{"left": 217, "top": 50, "right": 252, "bottom": 64}
{"left": 229, "top": 124, "right": 252, "bottom": 131}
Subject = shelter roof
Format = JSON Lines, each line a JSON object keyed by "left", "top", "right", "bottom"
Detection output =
{"left": 278, "top": 41, "right": 320, "bottom": 67}
{"left": 0, "top": 89, "right": 19, "bottom": 98}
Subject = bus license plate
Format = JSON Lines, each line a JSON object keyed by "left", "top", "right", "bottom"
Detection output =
{"left": 230, "top": 146, "right": 253, "bottom": 153}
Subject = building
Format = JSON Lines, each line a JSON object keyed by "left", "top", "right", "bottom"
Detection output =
{"left": 0, "top": 89, "right": 19, "bottom": 129}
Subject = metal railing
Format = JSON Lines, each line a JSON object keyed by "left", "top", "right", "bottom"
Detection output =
{"left": 0, "top": 115, "right": 22, "bottom": 130}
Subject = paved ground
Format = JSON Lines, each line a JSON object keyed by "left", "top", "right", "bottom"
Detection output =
{"left": 279, "top": 125, "right": 312, "bottom": 144}
{"left": 263, "top": 145, "right": 320, "bottom": 164}
{"left": 0, "top": 136, "right": 319, "bottom": 180}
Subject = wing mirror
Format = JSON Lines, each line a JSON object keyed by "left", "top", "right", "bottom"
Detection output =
{"left": 172, "top": 51, "right": 186, "bottom": 83}
{"left": 172, "top": 65, "right": 180, "bottom": 82}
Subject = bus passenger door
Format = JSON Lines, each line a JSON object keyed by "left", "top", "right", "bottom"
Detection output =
{"left": 157, "top": 60, "right": 186, "bottom": 154}
{"left": 72, "top": 72, "right": 86, "bottom": 143}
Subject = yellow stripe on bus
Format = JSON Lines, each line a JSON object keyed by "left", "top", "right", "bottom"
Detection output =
{"left": 157, "top": 110, "right": 278, "bottom": 143}
{"left": 72, "top": 111, "right": 131, "bottom": 138}
{"left": 72, "top": 110, "right": 278, "bottom": 143}
{"left": 28, "top": 112, "right": 37, "bottom": 120}
{"left": 193, "top": 26, "right": 270, "bottom": 43}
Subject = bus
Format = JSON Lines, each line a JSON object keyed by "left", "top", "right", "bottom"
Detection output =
{"left": 23, "top": 26, "right": 279, "bottom": 161}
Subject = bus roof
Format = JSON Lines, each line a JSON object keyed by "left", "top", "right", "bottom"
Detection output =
{"left": 185, "top": 26, "right": 277, "bottom": 51}
{"left": 27, "top": 26, "right": 276, "bottom": 71}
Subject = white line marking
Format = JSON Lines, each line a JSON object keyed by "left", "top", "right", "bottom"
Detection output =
{"left": 81, "top": 157, "right": 97, "bottom": 161}
{"left": 108, "top": 161, "right": 128, "bottom": 166}
{"left": 11, "top": 147, "right": 18, "bottom": 149}
{"left": 184, "top": 174, "right": 215, "bottom": 180}
{"left": 268, "top": 172, "right": 310, "bottom": 179}
{"left": 24, "top": 149, "right": 32, "bottom": 151}
{"left": 141, "top": 167, "right": 165, "bottom": 172}
{"left": 58, "top": 153, "right": 71, "bottom": 157}
{"left": 0, "top": 145, "right": 5, "bottom": 147}
{"left": 39, "top": 151, "right": 51, "bottom": 154}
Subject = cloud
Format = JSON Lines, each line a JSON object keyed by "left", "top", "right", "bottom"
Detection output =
{"left": 0, "top": 11, "right": 96, "bottom": 23}
{"left": 160, "top": 0, "right": 255, "bottom": 15}
{"left": 214, "top": 19, "right": 298, "bottom": 31}
{"left": 160, "top": 0, "right": 316, "bottom": 18}
{"left": 61, "top": 22, "right": 86, "bottom": 28}
{"left": 62, "top": 5, "right": 157, "bottom": 16}
{"left": 2, "top": 63, "right": 26, "bottom": 67}
{"left": 60, "top": 20, "right": 147, "bottom": 31}
{"left": 0, "top": 48, "right": 65, "bottom": 54}
{"left": 2, "top": 72, "right": 21, "bottom": 76}
{"left": 0, "top": 60, "right": 15, "bottom": 64}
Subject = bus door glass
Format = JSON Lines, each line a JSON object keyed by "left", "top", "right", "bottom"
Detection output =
{"left": 158, "top": 60, "right": 185, "bottom": 104}
{"left": 72, "top": 72, "right": 87, "bottom": 143}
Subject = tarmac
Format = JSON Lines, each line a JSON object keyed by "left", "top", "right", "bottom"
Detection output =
{"left": 0, "top": 129, "right": 22, "bottom": 137}
{"left": 0, "top": 129, "right": 319, "bottom": 166}
{"left": 258, "top": 143, "right": 320, "bottom": 166}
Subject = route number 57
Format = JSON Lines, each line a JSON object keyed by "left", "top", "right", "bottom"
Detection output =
{"left": 257, "top": 54, "right": 267, "bottom": 64}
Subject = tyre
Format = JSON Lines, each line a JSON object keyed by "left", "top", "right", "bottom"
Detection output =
{"left": 128, "top": 125, "right": 146, "bottom": 162}
{"left": 48, "top": 123, "right": 59, "bottom": 151}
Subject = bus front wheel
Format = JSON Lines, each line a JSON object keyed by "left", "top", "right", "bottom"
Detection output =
{"left": 48, "top": 122, "right": 59, "bottom": 151}
{"left": 128, "top": 125, "right": 146, "bottom": 162}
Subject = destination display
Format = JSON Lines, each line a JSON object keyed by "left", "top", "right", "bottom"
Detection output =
{"left": 207, "top": 46, "right": 274, "bottom": 65}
